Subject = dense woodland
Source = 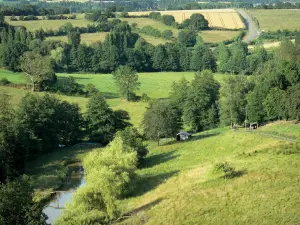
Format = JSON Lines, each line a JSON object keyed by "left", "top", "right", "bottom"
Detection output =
{"left": 1, "top": 3, "right": 300, "bottom": 224}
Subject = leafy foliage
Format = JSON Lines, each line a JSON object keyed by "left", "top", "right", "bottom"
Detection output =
{"left": 112, "top": 65, "right": 140, "bottom": 101}
{"left": 57, "top": 136, "right": 137, "bottom": 224}
{"left": 0, "top": 176, "right": 47, "bottom": 225}
{"left": 143, "top": 100, "right": 182, "bottom": 145}
{"left": 183, "top": 70, "right": 220, "bottom": 131}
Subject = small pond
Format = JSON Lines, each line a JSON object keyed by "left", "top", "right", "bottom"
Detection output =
{"left": 43, "top": 162, "right": 85, "bottom": 225}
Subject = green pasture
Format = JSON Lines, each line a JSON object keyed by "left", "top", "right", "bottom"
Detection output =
{"left": 248, "top": 9, "right": 300, "bottom": 31}
{"left": 1, "top": 70, "right": 226, "bottom": 127}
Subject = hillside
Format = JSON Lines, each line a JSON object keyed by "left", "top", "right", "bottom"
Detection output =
{"left": 115, "top": 125, "right": 300, "bottom": 224}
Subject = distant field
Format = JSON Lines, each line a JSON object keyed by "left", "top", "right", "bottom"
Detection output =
{"left": 119, "top": 17, "right": 180, "bottom": 37}
{"left": 47, "top": 32, "right": 108, "bottom": 45}
{"left": 248, "top": 9, "right": 300, "bottom": 31}
{"left": 6, "top": 14, "right": 90, "bottom": 31}
{"left": 200, "top": 30, "right": 240, "bottom": 43}
{"left": 128, "top": 9, "right": 245, "bottom": 29}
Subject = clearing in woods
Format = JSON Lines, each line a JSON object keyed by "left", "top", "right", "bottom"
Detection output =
{"left": 248, "top": 9, "right": 300, "bottom": 31}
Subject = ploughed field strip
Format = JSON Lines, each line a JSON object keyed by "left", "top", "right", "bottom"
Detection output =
{"left": 128, "top": 9, "right": 245, "bottom": 29}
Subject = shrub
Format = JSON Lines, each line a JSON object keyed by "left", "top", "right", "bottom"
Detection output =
{"left": 149, "top": 12, "right": 161, "bottom": 20}
{"left": 141, "top": 93, "right": 151, "bottom": 102}
{"left": 213, "top": 162, "right": 237, "bottom": 179}
{"left": 85, "top": 83, "right": 99, "bottom": 96}
{"left": 162, "top": 30, "right": 173, "bottom": 40}
{"left": 120, "top": 11, "right": 129, "bottom": 18}
{"left": 0, "top": 78, "right": 11, "bottom": 86}
{"left": 160, "top": 15, "right": 175, "bottom": 26}
{"left": 50, "top": 76, "right": 84, "bottom": 95}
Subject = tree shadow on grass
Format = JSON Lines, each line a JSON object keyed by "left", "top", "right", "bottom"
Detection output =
{"left": 141, "top": 150, "right": 178, "bottom": 169}
{"left": 124, "top": 198, "right": 163, "bottom": 216}
{"left": 188, "top": 132, "right": 220, "bottom": 142}
{"left": 130, "top": 170, "right": 179, "bottom": 197}
{"left": 101, "top": 92, "right": 120, "bottom": 99}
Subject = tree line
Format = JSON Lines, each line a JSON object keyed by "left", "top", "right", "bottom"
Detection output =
{"left": 142, "top": 40, "right": 300, "bottom": 144}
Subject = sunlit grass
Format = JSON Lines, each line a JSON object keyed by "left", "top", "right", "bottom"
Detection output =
{"left": 248, "top": 9, "right": 300, "bottom": 31}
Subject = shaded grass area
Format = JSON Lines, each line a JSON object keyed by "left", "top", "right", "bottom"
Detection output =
{"left": 116, "top": 125, "right": 300, "bottom": 224}
{"left": 25, "top": 144, "right": 100, "bottom": 202}
{"left": 248, "top": 9, "right": 300, "bottom": 31}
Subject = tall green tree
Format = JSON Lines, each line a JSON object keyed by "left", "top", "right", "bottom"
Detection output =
{"left": 177, "top": 30, "right": 197, "bottom": 47}
{"left": 190, "top": 44, "right": 216, "bottom": 72}
{"left": 0, "top": 176, "right": 47, "bottom": 225}
{"left": 216, "top": 42, "right": 230, "bottom": 73}
{"left": 263, "top": 87, "right": 286, "bottom": 120}
{"left": 17, "top": 94, "right": 83, "bottom": 155}
{"left": 143, "top": 100, "right": 182, "bottom": 145}
{"left": 219, "top": 75, "right": 253, "bottom": 126}
{"left": 112, "top": 66, "right": 140, "bottom": 101}
{"left": 169, "top": 76, "right": 189, "bottom": 111}
{"left": 183, "top": 70, "right": 220, "bottom": 131}
{"left": 20, "top": 52, "right": 56, "bottom": 91}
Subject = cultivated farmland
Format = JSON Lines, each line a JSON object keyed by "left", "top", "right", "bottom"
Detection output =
{"left": 128, "top": 9, "right": 245, "bottom": 29}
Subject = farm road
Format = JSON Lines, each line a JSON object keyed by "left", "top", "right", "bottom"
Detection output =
{"left": 237, "top": 9, "right": 260, "bottom": 43}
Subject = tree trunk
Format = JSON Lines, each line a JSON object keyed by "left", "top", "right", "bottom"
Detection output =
{"left": 32, "top": 82, "right": 35, "bottom": 92}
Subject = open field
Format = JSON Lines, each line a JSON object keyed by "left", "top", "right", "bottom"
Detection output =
{"left": 6, "top": 14, "right": 90, "bottom": 31}
{"left": 128, "top": 9, "right": 245, "bottom": 29}
{"left": 0, "top": 70, "right": 225, "bottom": 127}
{"left": 248, "top": 9, "right": 300, "bottom": 31}
{"left": 47, "top": 32, "right": 108, "bottom": 45}
{"left": 200, "top": 30, "right": 240, "bottom": 43}
{"left": 115, "top": 124, "right": 300, "bottom": 224}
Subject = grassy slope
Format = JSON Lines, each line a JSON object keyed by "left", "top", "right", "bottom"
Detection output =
{"left": 259, "top": 121, "right": 300, "bottom": 138}
{"left": 248, "top": 9, "right": 300, "bottom": 31}
{"left": 116, "top": 126, "right": 300, "bottom": 224}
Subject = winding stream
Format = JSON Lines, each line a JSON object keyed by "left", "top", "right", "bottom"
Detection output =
{"left": 43, "top": 162, "right": 85, "bottom": 225}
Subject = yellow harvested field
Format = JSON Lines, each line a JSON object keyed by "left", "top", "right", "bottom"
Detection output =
{"left": 128, "top": 9, "right": 245, "bottom": 29}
